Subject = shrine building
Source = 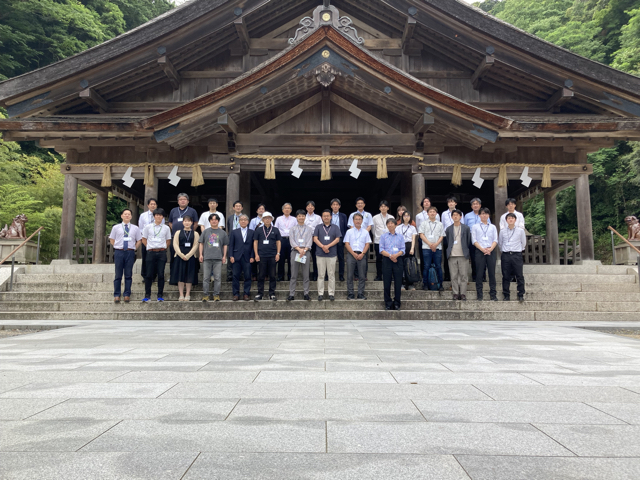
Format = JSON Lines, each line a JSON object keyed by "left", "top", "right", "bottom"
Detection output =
{"left": 2, "top": 0, "right": 640, "bottom": 264}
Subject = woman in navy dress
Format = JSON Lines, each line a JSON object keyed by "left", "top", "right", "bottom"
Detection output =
{"left": 170, "top": 216, "right": 200, "bottom": 301}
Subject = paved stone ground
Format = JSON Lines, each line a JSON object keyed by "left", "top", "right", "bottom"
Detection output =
{"left": 1, "top": 320, "right": 640, "bottom": 479}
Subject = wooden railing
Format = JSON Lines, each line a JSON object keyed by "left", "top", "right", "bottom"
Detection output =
{"left": 523, "top": 235, "right": 580, "bottom": 265}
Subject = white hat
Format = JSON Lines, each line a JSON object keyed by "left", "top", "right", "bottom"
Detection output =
{"left": 262, "top": 211, "right": 273, "bottom": 218}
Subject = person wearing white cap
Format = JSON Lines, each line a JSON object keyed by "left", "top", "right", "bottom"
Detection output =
{"left": 252, "top": 211, "right": 282, "bottom": 301}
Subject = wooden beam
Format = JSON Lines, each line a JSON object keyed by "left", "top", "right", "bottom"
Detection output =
{"left": 545, "top": 88, "right": 575, "bottom": 111}
{"left": 471, "top": 56, "right": 495, "bottom": 90}
{"left": 181, "top": 71, "right": 242, "bottom": 79}
{"left": 234, "top": 18, "right": 250, "bottom": 55}
{"left": 409, "top": 71, "right": 470, "bottom": 79}
{"left": 402, "top": 17, "right": 417, "bottom": 55}
{"left": 218, "top": 114, "right": 238, "bottom": 134}
{"left": 330, "top": 93, "right": 401, "bottom": 134}
{"left": 236, "top": 134, "right": 415, "bottom": 147}
{"left": 79, "top": 88, "right": 108, "bottom": 114}
{"left": 414, "top": 114, "right": 435, "bottom": 134}
{"left": 157, "top": 56, "right": 181, "bottom": 90}
{"left": 251, "top": 92, "right": 323, "bottom": 134}
{"left": 322, "top": 90, "right": 330, "bottom": 135}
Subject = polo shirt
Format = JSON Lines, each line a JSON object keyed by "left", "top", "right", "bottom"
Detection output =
{"left": 168, "top": 206, "right": 199, "bottom": 233}
{"left": 253, "top": 225, "right": 282, "bottom": 257}
{"left": 142, "top": 223, "right": 171, "bottom": 250}
{"left": 313, "top": 223, "right": 342, "bottom": 257}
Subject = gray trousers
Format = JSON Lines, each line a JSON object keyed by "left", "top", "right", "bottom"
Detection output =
{"left": 289, "top": 251, "right": 310, "bottom": 296}
{"left": 347, "top": 253, "right": 367, "bottom": 296}
{"left": 202, "top": 259, "right": 222, "bottom": 296}
{"left": 448, "top": 256, "right": 468, "bottom": 296}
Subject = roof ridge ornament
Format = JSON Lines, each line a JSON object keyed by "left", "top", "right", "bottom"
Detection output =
{"left": 289, "top": 5, "right": 364, "bottom": 46}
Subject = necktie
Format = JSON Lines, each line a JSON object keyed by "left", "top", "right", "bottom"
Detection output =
{"left": 123, "top": 225, "right": 130, "bottom": 250}
{"left": 234, "top": 216, "right": 239, "bottom": 229}
{"left": 242, "top": 229, "right": 246, "bottom": 242}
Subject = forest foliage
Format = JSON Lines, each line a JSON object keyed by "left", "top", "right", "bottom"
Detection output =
{"left": 1, "top": 0, "right": 640, "bottom": 262}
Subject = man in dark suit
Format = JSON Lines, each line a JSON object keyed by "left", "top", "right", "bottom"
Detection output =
{"left": 330, "top": 198, "right": 348, "bottom": 282}
{"left": 228, "top": 214, "right": 255, "bottom": 301}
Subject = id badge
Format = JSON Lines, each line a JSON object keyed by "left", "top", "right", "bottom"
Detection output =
{"left": 123, "top": 237, "right": 131, "bottom": 243}
{"left": 428, "top": 235, "right": 435, "bottom": 240}
{"left": 324, "top": 236, "right": 331, "bottom": 241}
{"left": 454, "top": 241, "right": 459, "bottom": 245}
{"left": 185, "top": 242, "right": 191, "bottom": 247}
{"left": 263, "top": 240, "right": 270, "bottom": 245}
{"left": 482, "top": 236, "right": 488, "bottom": 241}
{"left": 298, "top": 238, "right": 305, "bottom": 244}
{"left": 213, "top": 242, "right": 219, "bottom": 248}
{"left": 392, "top": 247, "right": 398, "bottom": 252}
{"left": 178, "top": 218, "right": 183, "bottom": 222}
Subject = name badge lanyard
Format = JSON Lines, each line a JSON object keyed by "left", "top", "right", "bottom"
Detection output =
{"left": 506, "top": 228, "right": 516, "bottom": 250}
{"left": 480, "top": 224, "right": 490, "bottom": 244}
{"left": 454, "top": 226, "right": 461, "bottom": 243}
{"left": 153, "top": 225, "right": 163, "bottom": 238}
{"left": 322, "top": 224, "right": 334, "bottom": 242}
{"left": 183, "top": 230, "right": 192, "bottom": 249}
{"left": 234, "top": 216, "right": 240, "bottom": 229}
{"left": 262, "top": 225, "right": 273, "bottom": 242}
{"left": 402, "top": 225, "right": 411, "bottom": 241}
{"left": 178, "top": 206, "right": 188, "bottom": 220}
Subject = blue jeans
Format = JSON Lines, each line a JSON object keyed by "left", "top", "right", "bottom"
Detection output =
{"left": 114, "top": 249, "right": 136, "bottom": 297}
{"left": 422, "top": 248, "right": 443, "bottom": 286}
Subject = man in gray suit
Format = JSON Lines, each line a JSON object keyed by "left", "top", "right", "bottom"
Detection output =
{"left": 444, "top": 209, "right": 472, "bottom": 301}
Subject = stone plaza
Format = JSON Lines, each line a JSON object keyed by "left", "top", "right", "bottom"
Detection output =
{"left": 1, "top": 319, "right": 640, "bottom": 479}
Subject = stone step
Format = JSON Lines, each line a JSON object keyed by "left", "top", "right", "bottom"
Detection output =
{"left": 3, "top": 290, "right": 640, "bottom": 303}
{"left": 8, "top": 280, "right": 640, "bottom": 294}
{"left": 0, "top": 298, "right": 622, "bottom": 312}
{"left": 0, "top": 309, "right": 637, "bottom": 321}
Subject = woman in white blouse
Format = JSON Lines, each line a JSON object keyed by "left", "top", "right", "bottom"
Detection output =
{"left": 399, "top": 211, "right": 418, "bottom": 290}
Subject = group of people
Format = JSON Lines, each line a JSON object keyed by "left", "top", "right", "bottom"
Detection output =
{"left": 109, "top": 193, "right": 528, "bottom": 309}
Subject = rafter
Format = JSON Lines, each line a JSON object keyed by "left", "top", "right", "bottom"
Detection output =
{"left": 157, "top": 56, "right": 181, "bottom": 90}
{"left": 545, "top": 88, "right": 575, "bottom": 111}
{"left": 79, "top": 88, "right": 108, "bottom": 113}
{"left": 402, "top": 17, "right": 417, "bottom": 55}
{"left": 471, "top": 56, "right": 495, "bottom": 90}
{"left": 330, "top": 92, "right": 401, "bottom": 134}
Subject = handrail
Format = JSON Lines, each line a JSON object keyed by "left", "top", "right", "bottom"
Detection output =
{"left": 0, "top": 227, "right": 44, "bottom": 265}
{"left": 608, "top": 226, "right": 640, "bottom": 255}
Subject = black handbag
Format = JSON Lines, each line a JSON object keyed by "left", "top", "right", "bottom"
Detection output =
{"left": 404, "top": 256, "right": 421, "bottom": 283}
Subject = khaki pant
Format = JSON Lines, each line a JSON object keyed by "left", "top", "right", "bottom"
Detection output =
{"left": 448, "top": 256, "right": 468, "bottom": 296}
{"left": 316, "top": 256, "right": 337, "bottom": 296}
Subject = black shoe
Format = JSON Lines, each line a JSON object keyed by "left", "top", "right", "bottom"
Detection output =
{"left": 339, "top": 276, "right": 345, "bottom": 282}
{"left": 254, "top": 294, "right": 263, "bottom": 302}
{"left": 329, "top": 295, "right": 335, "bottom": 301}
{"left": 347, "top": 294, "right": 355, "bottom": 300}
{"left": 304, "top": 294, "right": 311, "bottom": 301}
{"left": 503, "top": 296, "right": 511, "bottom": 301}
{"left": 374, "top": 276, "right": 383, "bottom": 281}
{"left": 357, "top": 294, "right": 367, "bottom": 300}
{"left": 490, "top": 296, "right": 498, "bottom": 302}
{"left": 287, "top": 296, "right": 294, "bottom": 302}
{"left": 318, "top": 295, "right": 323, "bottom": 301}
{"left": 460, "top": 295, "right": 467, "bottom": 301}
{"left": 438, "top": 286, "right": 444, "bottom": 292}
{"left": 477, "top": 295, "right": 483, "bottom": 301}
{"left": 518, "top": 295, "right": 525, "bottom": 303}
{"left": 277, "top": 277, "right": 284, "bottom": 282}
{"left": 226, "top": 276, "right": 233, "bottom": 282}
{"left": 385, "top": 306, "right": 393, "bottom": 311}
{"left": 422, "top": 285, "right": 429, "bottom": 291}
{"left": 395, "top": 304, "right": 401, "bottom": 312}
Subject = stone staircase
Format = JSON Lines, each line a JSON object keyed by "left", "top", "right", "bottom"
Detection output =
{"left": 0, "top": 262, "right": 638, "bottom": 321}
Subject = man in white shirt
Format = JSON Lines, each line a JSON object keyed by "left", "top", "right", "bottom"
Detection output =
{"left": 344, "top": 213, "right": 370, "bottom": 300}
{"left": 418, "top": 206, "right": 445, "bottom": 292}
{"left": 347, "top": 197, "right": 373, "bottom": 280}
{"left": 305, "top": 201, "right": 323, "bottom": 281}
{"left": 372, "top": 200, "right": 391, "bottom": 281}
{"left": 472, "top": 207, "right": 499, "bottom": 301}
{"left": 415, "top": 197, "right": 440, "bottom": 275}
{"left": 198, "top": 197, "right": 225, "bottom": 232}
{"left": 138, "top": 198, "right": 164, "bottom": 281}
{"left": 499, "top": 213, "right": 527, "bottom": 303}
{"left": 499, "top": 198, "right": 526, "bottom": 232}
{"left": 109, "top": 208, "right": 142, "bottom": 303}
{"left": 275, "top": 203, "right": 296, "bottom": 281}
{"left": 141, "top": 208, "right": 172, "bottom": 303}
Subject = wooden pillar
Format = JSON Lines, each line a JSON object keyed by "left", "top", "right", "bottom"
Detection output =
{"left": 544, "top": 190, "right": 560, "bottom": 265}
{"left": 239, "top": 171, "right": 251, "bottom": 214}
{"left": 227, "top": 173, "right": 240, "bottom": 219}
{"left": 144, "top": 177, "right": 158, "bottom": 210}
{"left": 576, "top": 173, "right": 595, "bottom": 261}
{"left": 400, "top": 171, "right": 412, "bottom": 212}
{"left": 93, "top": 190, "right": 108, "bottom": 264}
{"left": 128, "top": 201, "right": 139, "bottom": 224}
{"left": 58, "top": 174, "right": 78, "bottom": 260}
{"left": 412, "top": 173, "right": 425, "bottom": 213}
{"left": 493, "top": 149, "right": 508, "bottom": 232}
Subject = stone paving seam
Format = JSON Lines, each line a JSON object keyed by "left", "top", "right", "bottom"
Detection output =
{"left": 105, "top": 371, "right": 133, "bottom": 383}
{"left": 582, "top": 402, "right": 634, "bottom": 426}
{"left": 154, "top": 382, "right": 180, "bottom": 399}
{"left": 451, "top": 454, "right": 474, "bottom": 480}
{"left": 20, "top": 398, "right": 70, "bottom": 420}
{"left": 224, "top": 399, "right": 242, "bottom": 421}
{"left": 179, "top": 452, "right": 202, "bottom": 480}
{"left": 530, "top": 423, "right": 580, "bottom": 457}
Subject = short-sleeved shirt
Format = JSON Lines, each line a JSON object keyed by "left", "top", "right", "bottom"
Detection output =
{"left": 198, "top": 211, "right": 225, "bottom": 230}
{"left": 290, "top": 224, "right": 314, "bottom": 250}
{"left": 168, "top": 206, "right": 199, "bottom": 233}
{"left": 275, "top": 215, "right": 297, "bottom": 237}
{"left": 199, "top": 227, "right": 229, "bottom": 260}
{"left": 249, "top": 216, "right": 264, "bottom": 231}
{"left": 142, "top": 223, "right": 172, "bottom": 250}
{"left": 253, "top": 225, "right": 282, "bottom": 257}
{"left": 379, "top": 232, "right": 406, "bottom": 256}
{"left": 419, "top": 220, "right": 445, "bottom": 250}
{"left": 343, "top": 227, "right": 370, "bottom": 252}
{"left": 398, "top": 224, "right": 418, "bottom": 243}
{"left": 415, "top": 211, "right": 441, "bottom": 231}
{"left": 442, "top": 209, "right": 465, "bottom": 230}
{"left": 109, "top": 223, "right": 142, "bottom": 250}
{"left": 138, "top": 210, "right": 165, "bottom": 231}
{"left": 313, "top": 223, "right": 342, "bottom": 257}
{"left": 347, "top": 210, "right": 373, "bottom": 229}
{"left": 304, "top": 213, "right": 323, "bottom": 231}
{"left": 500, "top": 211, "right": 525, "bottom": 231}
{"left": 372, "top": 213, "right": 392, "bottom": 244}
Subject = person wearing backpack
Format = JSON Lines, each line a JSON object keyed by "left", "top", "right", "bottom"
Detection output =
{"left": 399, "top": 211, "right": 418, "bottom": 290}
{"left": 419, "top": 206, "right": 445, "bottom": 292}
{"left": 445, "top": 209, "right": 472, "bottom": 301}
